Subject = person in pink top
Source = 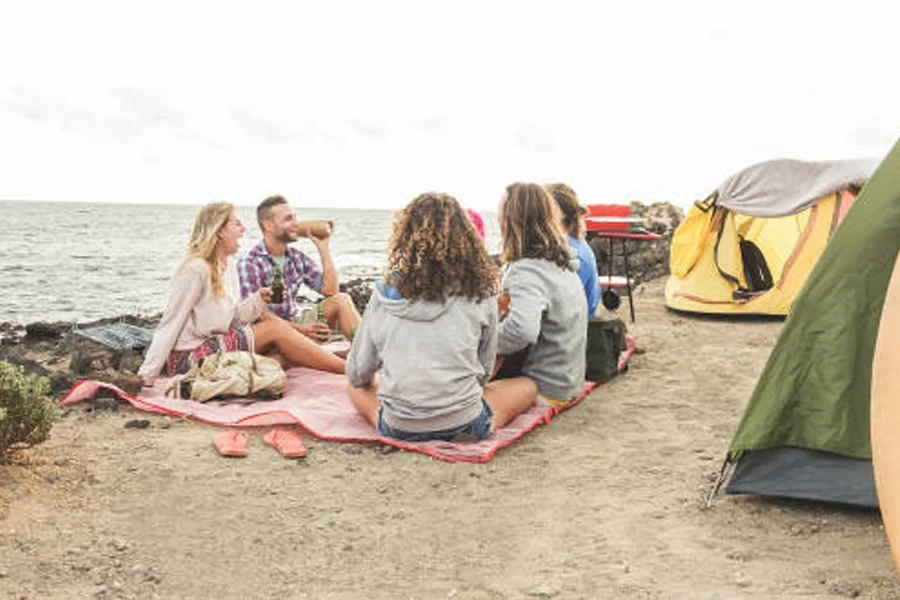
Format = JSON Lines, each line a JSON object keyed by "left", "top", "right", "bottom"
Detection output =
{"left": 466, "top": 208, "right": 486, "bottom": 240}
{"left": 138, "top": 202, "right": 346, "bottom": 387}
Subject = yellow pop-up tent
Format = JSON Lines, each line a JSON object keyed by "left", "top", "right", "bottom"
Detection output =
{"left": 665, "top": 158, "right": 876, "bottom": 316}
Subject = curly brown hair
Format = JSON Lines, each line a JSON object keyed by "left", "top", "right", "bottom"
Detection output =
{"left": 499, "top": 182, "right": 573, "bottom": 269}
{"left": 386, "top": 192, "right": 498, "bottom": 302}
{"left": 546, "top": 182, "right": 587, "bottom": 238}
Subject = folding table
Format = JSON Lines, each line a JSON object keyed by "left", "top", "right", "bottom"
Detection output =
{"left": 584, "top": 215, "right": 662, "bottom": 322}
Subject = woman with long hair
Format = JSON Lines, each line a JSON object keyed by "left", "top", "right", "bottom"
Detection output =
{"left": 138, "top": 202, "right": 345, "bottom": 387}
{"left": 547, "top": 182, "right": 601, "bottom": 316}
{"left": 346, "top": 192, "right": 535, "bottom": 441}
{"left": 496, "top": 182, "right": 588, "bottom": 406}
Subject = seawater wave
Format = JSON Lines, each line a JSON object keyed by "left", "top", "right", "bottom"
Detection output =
{"left": 0, "top": 200, "right": 501, "bottom": 324}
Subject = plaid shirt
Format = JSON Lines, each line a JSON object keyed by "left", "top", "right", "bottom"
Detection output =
{"left": 238, "top": 242, "right": 324, "bottom": 320}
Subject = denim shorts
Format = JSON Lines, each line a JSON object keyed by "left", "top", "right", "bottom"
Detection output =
{"left": 377, "top": 400, "right": 494, "bottom": 442}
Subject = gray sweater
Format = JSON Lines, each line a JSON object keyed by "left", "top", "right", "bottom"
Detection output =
{"left": 346, "top": 283, "right": 497, "bottom": 433}
{"left": 498, "top": 258, "right": 587, "bottom": 400}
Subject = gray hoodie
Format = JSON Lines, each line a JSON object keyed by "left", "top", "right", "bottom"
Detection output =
{"left": 498, "top": 258, "right": 587, "bottom": 400}
{"left": 346, "top": 283, "right": 497, "bottom": 433}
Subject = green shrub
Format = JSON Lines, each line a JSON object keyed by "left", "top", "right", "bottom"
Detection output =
{"left": 0, "top": 361, "right": 57, "bottom": 461}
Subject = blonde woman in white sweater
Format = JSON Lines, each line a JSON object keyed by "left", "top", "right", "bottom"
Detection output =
{"left": 138, "top": 202, "right": 345, "bottom": 387}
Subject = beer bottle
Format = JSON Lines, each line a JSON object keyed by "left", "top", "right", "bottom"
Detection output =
{"left": 271, "top": 264, "right": 285, "bottom": 304}
{"left": 316, "top": 302, "right": 329, "bottom": 343}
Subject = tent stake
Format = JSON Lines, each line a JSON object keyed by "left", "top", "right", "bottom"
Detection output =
{"left": 705, "top": 456, "right": 733, "bottom": 509}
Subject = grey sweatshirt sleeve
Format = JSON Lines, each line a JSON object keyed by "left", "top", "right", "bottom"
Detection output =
{"left": 477, "top": 300, "right": 499, "bottom": 383}
{"left": 345, "top": 295, "right": 382, "bottom": 388}
{"left": 497, "top": 263, "right": 547, "bottom": 355}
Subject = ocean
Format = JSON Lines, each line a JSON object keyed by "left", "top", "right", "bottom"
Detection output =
{"left": 0, "top": 201, "right": 502, "bottom": 325}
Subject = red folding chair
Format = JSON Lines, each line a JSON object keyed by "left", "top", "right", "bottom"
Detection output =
{"left": 583, "top": 204, "right": 661, "bottom": 322}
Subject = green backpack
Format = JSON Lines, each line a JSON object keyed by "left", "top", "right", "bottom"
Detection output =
{"left": 585, "top": 316, "right": 627, "bottom": 383}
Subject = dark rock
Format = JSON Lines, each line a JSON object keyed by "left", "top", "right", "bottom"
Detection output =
{"left": 0, "top": 322, "right": 22, "bottom": 334}
{"left": 340, "top": 277, "right": 377, "bottom": 315}
{"left": 70, "top": 341, "right": 143, "bottom": 377}
{"left": 0, "top": 343, "right": 24, "bottom": 362}
{"left": 49, "top": 372, "right": 77, "bottom": 397}
{"left": 54, "top": 332, "right": 81, "bottom": 355}
{"left": 90, "top": 397, "right": 120, "bottom": 412}
{"left": 24, "top": 321, "right": 71, "bottom": 340}
{"left": 69, "top": 340, "right": 114, "bottom": 377}
{"left": 117, "top": 349, "right": 143, "bottom": 373}
{"left": 2, "top": 313, "right": 154, "bottom": 402}
{"left": 124, "top": 419, "right": 150, "bottom": 429}
{"left": 92, "top": 369, "right": 143, "bottom": 397}
{"left": 0, "top": 322, "right": 24, "bottom": 345}
{"left": 7, "top": 358, "right": 50, "bottom": 377}
{"left": 28, "top": 341, "right": 61, "bottom": 354}
{"left": 70, "top": 340, "right": 116, "bottom": 376}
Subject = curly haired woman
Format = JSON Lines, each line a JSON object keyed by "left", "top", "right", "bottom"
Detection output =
{"left": 138, "top": 202, "right": 345, "bottom": 387}
{"left": 496, "top": 182, "right": 588, "bottom": 406}
{"left": 346, "top": 193, "right": 536, "bottom": 441}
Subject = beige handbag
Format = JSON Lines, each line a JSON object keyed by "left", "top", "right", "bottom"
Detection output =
{"left": 165, "top": 351, "right": 287, "bottom": 402}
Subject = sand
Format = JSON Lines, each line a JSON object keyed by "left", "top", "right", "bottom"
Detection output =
{"left": 1, "top": 277, "right": 898, "bottom": 599}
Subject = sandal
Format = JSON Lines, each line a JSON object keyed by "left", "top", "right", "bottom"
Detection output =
{"left": 263, "top": 429, "right": 307, "bottom": 458}
{"left": 214, "top": 430, "right": 249, "bottom": 458}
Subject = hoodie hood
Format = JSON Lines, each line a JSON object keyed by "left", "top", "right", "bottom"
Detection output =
{"left": 373, "top": 281, "right": 453, "bottom": 322}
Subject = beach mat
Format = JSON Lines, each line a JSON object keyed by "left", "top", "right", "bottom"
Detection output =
{"left": 60, "top": 336, "right": 635, "bottom": 463}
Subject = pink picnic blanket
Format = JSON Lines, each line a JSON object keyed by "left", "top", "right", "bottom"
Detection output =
{"left": 60, "top": 337, "right": 634, "bottom": 462}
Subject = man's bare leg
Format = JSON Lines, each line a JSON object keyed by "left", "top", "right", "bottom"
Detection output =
{"left": 321, "top": 292, "right": 361, "bottom": 340}
{"left": 252, "top": 317, "right": 345, "bottom": 374}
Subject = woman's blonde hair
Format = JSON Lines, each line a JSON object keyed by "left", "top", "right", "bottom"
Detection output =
{"left": 546, "top": 182, "right": 586, "bottom": 239}
{"left": 499, "top": 182, "right": 573, "bottom": 269}
{"left": 386, "top": 192, "right": 498, "bottom": 302}
{"left": 185, "top": 201, "right": 234, "bottom": 297}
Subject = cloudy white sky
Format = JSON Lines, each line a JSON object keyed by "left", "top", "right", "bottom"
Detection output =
{"left": 0, "top": 1, "right": 896, "bottom": 211}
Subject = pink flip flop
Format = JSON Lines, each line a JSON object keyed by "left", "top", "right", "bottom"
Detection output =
{"left": 214, "top": 430, "right": 249, "bottom": 458}
{"left": 263, "top": 429, "right": 307, "bottom": 459}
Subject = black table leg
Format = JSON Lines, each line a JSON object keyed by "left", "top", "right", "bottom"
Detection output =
{"left": 621, "top": 239, "right": 635, "bottom": 322}
{"left": 608, "top": 238, "right": 614, "bottom": 284}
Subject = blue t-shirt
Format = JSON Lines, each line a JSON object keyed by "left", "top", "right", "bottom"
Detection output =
{"left": 568, "top": 234, "right": 601, "bottom": 317}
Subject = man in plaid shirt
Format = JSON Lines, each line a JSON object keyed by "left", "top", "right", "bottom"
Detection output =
{"left": 238, "top": 195, "right": 361, "bottom": 342}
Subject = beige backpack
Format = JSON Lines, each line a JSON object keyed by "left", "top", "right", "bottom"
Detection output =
{"left": 165, "top": 351, "right": 287, "bottom": 403}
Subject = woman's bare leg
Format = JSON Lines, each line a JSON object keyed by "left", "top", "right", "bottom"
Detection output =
{"left": 252, "top": 318, "right": 346, "bottom": 374}
{"left": 346, "top": 379, "right": 380, "bottom": 427}
{"left": 321, "top": 293, "right": 361, "bottom": 340}
{"left": 483, "top": 376, "right": 537, "bottom": 429}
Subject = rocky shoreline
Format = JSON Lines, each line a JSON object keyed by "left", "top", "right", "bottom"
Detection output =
{"left": 0, "top": 201, "right": 682, "bottom": 400}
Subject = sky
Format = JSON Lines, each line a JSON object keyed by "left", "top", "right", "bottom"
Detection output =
{"left": 0, "top": 1, "right": 897, "bottom": 211}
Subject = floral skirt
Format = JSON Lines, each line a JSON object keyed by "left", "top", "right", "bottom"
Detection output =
{"left": 166, "top": 327, "right": 253, "bottom": 376}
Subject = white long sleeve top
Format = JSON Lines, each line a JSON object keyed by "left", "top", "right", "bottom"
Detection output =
{"left": 138, "top": 257, "right": 265, "bottom": 385}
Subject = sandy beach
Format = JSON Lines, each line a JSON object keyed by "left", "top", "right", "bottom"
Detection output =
{"left": 1, "top": 276, "right": 898, "bottom": 599}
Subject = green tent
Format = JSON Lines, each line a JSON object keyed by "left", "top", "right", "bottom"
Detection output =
{"left": 720, "top": 138, "right": 900, "bottom": 508}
